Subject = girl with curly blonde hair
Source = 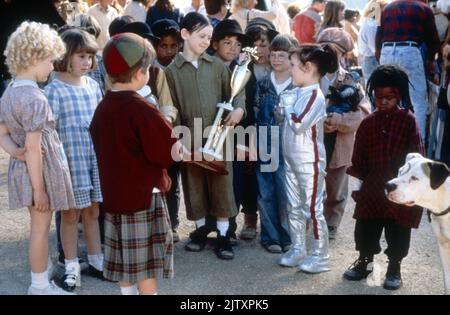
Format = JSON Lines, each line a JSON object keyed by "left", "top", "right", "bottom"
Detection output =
{"left": 0, "top": 21, "right": 76, "bottom": 295}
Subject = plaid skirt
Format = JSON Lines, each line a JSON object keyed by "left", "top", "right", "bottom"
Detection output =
{"left": 103, "top": 193, "right": 174, "bottom": 283}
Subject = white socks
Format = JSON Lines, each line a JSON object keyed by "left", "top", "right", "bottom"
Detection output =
{"left": 195, "top": 218, "right": 206, "bottom": 229}
{"left": 31, "top": 270, "right": 50, "bottom": 289}
{"left": 120, "top": 284, "right": 139, "bottom": 295}
{"left": 88, "top": 254, "right": 104, "bottom": 271}
{"left": 217, "top": 221, "right": 229, "bottom": 237}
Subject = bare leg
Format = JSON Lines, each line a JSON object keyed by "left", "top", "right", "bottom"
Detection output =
{"left": 60, "top": 209, "right": 81, "bottom": 260}
{"left": 81, "top": 203, "right": 102, "bottom": 255}
{"left": 28, "top": 207, "right": 53, "bottom": 273}
{"left": 137, "top": 278, "right": 157, "bottom": 295}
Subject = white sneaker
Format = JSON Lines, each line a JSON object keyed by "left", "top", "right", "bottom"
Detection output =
{"left": 27, "top": 281, "right": 76, "bottom": 295}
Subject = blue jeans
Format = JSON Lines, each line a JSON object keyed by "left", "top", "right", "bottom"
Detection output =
{"left": 380, "top": 45, "right": 428, "bottom": 142}
{"left": 361, "top": 55, "right": 379, "bottom": 86}
{"left": 256, "top": 161, "right": 291, "bottom": 246}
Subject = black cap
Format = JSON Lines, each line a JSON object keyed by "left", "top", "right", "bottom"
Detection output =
{"left": 212, "top": 19, "right": 253, "bottom": 47}
{"left": 151, "top": 18, "right": 181, "bottom": 39}
{"left": 119, "top": 21, "right": 159, "bottom": 43}
{"left": 108, "top": 15, "right": 134, "bottom": 37}
{"left": 245, "top": 17, "right": 279, "bottom": 42}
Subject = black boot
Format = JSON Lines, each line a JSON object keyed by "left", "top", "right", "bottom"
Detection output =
{"left": 185, "top": 225, "right": 211, "bottom": 252}
{"left": 383, "top": 260, "right": 402, "bottom": 290}
{"left": 214, "top": 235, "right": 234, "bottom": 260}
{"left": 343, "top": 255, "right": 374, "bottom": 281}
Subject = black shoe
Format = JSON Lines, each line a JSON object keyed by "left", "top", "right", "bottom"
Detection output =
{"left": 383, "top": 261, "right": 402, "bottom": 290}
{"left": 229, "top": 233, "right": 238, "bottom": 246}
{"left": 185, "top": 226, "right": 210, "bottom": 252}
{"left": 214, "top": 236, "right": 234, "bottom": 260}
{"left": 343, "top": 256, "right": 374, "bottom": 281}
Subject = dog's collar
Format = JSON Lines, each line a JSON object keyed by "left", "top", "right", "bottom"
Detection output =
{"left": 432, "top": 205, "right": 450, "bottom": 217}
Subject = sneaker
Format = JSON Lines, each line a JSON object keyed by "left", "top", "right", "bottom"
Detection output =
{"left": 239, "top": 214, "right": 257, "bottom": 240}
{"left": 62, "top": 263, "right": 81, "bottom": 292}
{"left": 57, "top": 252, "right": 88, "bottom": 272}
{"left": 185, "top": 225, "right": 210, "bottom": 252}
{"left": 214, "top": 236, "right": 234, "bottom": 260}
{"left": 282, "top": 244, "right": 291, "bottom": 253}
{"left": 328, "top": 226, "right": 337, "bottom": 240}
{"left": 343, "top": 256, "right": 374, "bottom": 281}
{"left": 28, "top": 281, "right": 76, "bottom": 295}
{"left": 383, "top": 260, "right": 402, "bottom": 290}
{"left": 263, "top": 243, "right": 282, "bottom": 254}
{"left": 172, "top": 230, "right": 180, "bottom": 243}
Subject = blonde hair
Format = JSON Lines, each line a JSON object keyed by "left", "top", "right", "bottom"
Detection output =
{"left": 363, "top": 0, "right": 390, "bottom": 19}
{"left": 4, "top": 21, "right": 66, "bottom": 76}
{"left": 231, "top": 0, "right": 248, "bottom": 13}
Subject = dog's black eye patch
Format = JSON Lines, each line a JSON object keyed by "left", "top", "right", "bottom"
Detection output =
{"left": 410, "top": 176, "right": 419, "bottom": 181}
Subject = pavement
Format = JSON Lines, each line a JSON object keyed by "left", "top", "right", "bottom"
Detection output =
{"left": 0, "top": 150, "right": 446, "bottom": 295}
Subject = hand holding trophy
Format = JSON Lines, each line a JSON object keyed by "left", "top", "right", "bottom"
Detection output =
{"left": 186, "top": 47, "right": 258, "bottom": 175}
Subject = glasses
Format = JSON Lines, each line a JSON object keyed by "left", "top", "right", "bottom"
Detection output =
{"left": 270, "top": 52, "right": 289, "bottom": 61}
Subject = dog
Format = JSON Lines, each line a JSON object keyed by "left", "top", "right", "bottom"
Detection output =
{"left": 385, "top": 153, "right": 450, "bottom": 294}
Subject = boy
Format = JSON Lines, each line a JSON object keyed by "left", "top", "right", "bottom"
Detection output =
{"left": 151, "top": 19, "right": 183, "bottom": 69}
{"left": 90, "top": 33, "right": 183, "bottom": 295}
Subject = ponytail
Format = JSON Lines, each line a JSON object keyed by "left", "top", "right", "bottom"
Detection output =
{"left": 290, "top": 44, "right": 338, "bottom": 77}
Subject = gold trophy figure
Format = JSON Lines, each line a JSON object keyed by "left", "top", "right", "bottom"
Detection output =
{"left": 188, "top": 47, "right": 258, "bottom": 175}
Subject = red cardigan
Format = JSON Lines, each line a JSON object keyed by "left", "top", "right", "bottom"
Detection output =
{"left": 90, "top": 90, "right": 176, "bottom": 214}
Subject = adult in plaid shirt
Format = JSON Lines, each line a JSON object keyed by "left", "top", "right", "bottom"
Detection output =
{"left": 375, "top": 0, "right": 440, "bottom": 143}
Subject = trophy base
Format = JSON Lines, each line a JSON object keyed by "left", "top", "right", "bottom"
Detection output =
{"left": 184, "top": 150, "right": 228, "bottom": 175}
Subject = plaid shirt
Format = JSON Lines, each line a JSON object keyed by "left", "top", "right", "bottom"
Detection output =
{"left": 347, "top": 108, "right": 424, "bottom": 228}
{"left": 375, "top": 0, "right": 440, "bottom": 60}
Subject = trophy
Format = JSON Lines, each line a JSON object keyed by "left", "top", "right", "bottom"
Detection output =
{"left": 275, "top": 89, "right": 298, "bottom": 124}
{"left": 187, "top": 47, "right": 258, "bottom": 175}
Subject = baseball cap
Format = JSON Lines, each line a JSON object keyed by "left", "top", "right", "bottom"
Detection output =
{"left": 316, "top": 27, "right": 354, "bottom": 54}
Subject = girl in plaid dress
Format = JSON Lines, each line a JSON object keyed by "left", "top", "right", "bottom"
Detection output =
{"left": 343, "top": 65, "right": 424, "bottom": 290}
{"left": 45, "top": 28, "right": 104, "bottom": 292}
{"left": 0, "top": 21, "right": 75, "bottom": 295}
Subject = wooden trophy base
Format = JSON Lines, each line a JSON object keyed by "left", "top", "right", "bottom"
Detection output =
{"left": 184, "top": 150, "right": 228, "bottom": 175}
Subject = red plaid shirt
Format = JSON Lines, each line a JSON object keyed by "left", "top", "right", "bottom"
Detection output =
{"left": 347, "top": 108, "right": 424, "bottom": 228}
{"left": 375, "top": 0, "right": 440, "bottom": 60}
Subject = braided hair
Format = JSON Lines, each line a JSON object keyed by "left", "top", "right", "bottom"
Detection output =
{"left": 366, "top": 64, "right": 413, "bottom": 110}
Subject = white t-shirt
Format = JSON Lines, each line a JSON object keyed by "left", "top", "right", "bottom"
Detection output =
{"left": 270, "top": 71, "right": 292, "bottom": 95}
{"left": 123, "top": 1, "right": 147, "bottom": 23}
{"left": 88, "top": 4, "right": 119, "bottom": 51}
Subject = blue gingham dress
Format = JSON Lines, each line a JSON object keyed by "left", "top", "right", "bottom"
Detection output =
{"left": 45, "top": 76, "right": 103, "bottom": 209}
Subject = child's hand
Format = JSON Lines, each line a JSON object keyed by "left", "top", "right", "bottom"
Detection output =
{"left": 273, "top": 106, "right": 285, "bottom": 124}
{"left": 224, "top": 108, "right": 244, "bottom": 127}
{"left": 33, "top": 189, "right": 50, "bottom": 212}
{"left": 13, "top": 147, "right": 26, "bottom": 161}
{"left": 324, "top": 117, "right": 338, "bottom": 133}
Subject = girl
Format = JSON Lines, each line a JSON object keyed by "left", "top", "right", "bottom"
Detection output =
{"left": 318, "top": 0, "right": 345, "bottom": 35}
{"left": 0, "top": 21, "right": 75, "bottom": 295}
{"left": 276, "top": 44, "right": 338, "bottom": 273}
{"left": 165, "top": 12, "right": 246, "bottom": 260}
{"left": 45, "top": 28, "right": 104, "bottom": 292}
{"left": 255, "top": 34, "right": 297, "bottom": 253}
{"left": 343, "top": 65, "right": 424, "bottom": 291}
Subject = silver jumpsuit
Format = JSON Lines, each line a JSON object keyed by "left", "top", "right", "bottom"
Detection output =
{"left": 277, "top": 84, "right": 330, "bottom": 273}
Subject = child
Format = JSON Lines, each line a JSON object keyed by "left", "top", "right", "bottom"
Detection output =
{"left": 0, "top": 21, "right": 75, "bottom": 295}
{"left": 236, "top": 17, "right": 279, "bottom": 241}
{"left": 208, "top": 18, "right": 251, "bottom": 245}
{"left": 276, "top": 44, "right": 338, "bottom": 273}
{"left": 151, "top": 18, "right": 183, "bottom": 68}
{"left": 165, "top": 12, "right": 245, "bottom": 260}
{"left": 211, "top": 19, "right": 250, "bottom": 66}
{"left": 90, "top": 33, "right": 181, "bottom": 295}
{"left": 343, "top": 65, "right": 424, "bottom": 291}
{"left": 316, "top": 27, "right": 371, "bottom": 240}
{"left": 44, "top": 28, "right": 104, "bottom": 292}
{"left": 255, "top": 34, "right": 297, "bottom": 253}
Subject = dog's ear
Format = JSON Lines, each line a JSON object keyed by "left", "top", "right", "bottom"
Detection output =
{"left": 427, "top": 161, "right": 450, "bottom": 190}
{"left": 406, "top": 153, "right": 423, "bottom": 163}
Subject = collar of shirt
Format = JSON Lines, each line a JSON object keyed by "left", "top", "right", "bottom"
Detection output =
{"left": 11, "top": 79, "right": 39, "bottom": 88}
{"left": 174, "top": 52, "right": 213, "bottom": 69}
{"left": 298, "top": 83, "right": 320, "bottom": 95}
